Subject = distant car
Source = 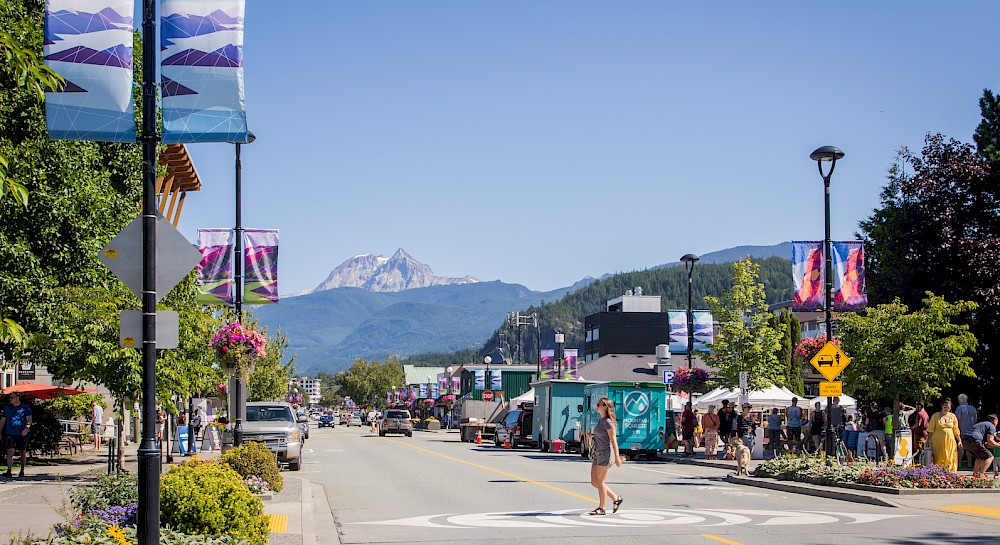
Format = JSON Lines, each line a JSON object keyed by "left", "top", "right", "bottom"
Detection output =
{"left": 380, "top": 409, "right": 413, "bottom": 437}
{"left": 319, "top": 414, "right": 335, "bottom": 428}
{"left": 339, "top": 413, "right": 350, "bottom": 425}
{"left": 495, "top": 408, "right": 534, "bottom": 449}
{"left": 348, "top": 414, "right": 362, "bottom": 427}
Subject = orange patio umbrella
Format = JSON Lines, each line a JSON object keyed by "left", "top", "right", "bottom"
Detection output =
{"left": 3, "top": 382, "right": 99, "bottom": 400}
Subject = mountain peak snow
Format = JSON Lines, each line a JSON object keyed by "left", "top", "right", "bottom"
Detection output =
{"left": 307, "top": 249, "right": 479, "bottom": 294}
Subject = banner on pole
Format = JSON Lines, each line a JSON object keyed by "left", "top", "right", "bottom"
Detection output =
{"left": 832, "top": 241, "right": 867, "bottom": 312}
{"left": 490, "top": 369, "right": 502, "bottom": 390}
{"left": 44, "top": 0, "right": 136, "bottom": 142}
{"left": 539, "top": 349, "right": 555, "bottom": 380}
{"left": 243, "top": 229, "right": 278, "bottom": 304}
{"left": 474, "top": 370, "right": 485, "bottom": 391}
{"left": 562, "top": 349, "right": 579, "bottom": 379}
{"left": 161, "top": 0, "right": 248, "bottom": 143}
{"left": 451, "top": 376, "right": 461, "bottom": 395}
{"left": 431, "top": 384, "right": 439, "bottom": 398}
{"left": 196, "top": 229, "right": 234, "bottom": 305}
{"left": 418, "top": 384, "right": 427, "bottom": 398}
{"left": 792, "top": 241, "right": 825, "bottom": 312}
{"left": 668, "top": 310, "right": 714, "bottom": 354}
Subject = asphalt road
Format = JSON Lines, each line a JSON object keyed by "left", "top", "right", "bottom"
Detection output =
{"left": 301, "top": 424, "right": 1000, "bottom": 545}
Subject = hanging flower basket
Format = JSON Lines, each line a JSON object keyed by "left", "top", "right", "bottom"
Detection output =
{"left": 795, "top": 336, "right": 841, "bottom": 362}
{"left": 211, "top": 322, "right": 267, "bottom": 377}
{"left": 674, "top": 367, "right": 710, "bottom": 390}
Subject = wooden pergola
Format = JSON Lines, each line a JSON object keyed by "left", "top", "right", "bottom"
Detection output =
{"left": 157, "top": 144, "right": 202, "bottom": 226}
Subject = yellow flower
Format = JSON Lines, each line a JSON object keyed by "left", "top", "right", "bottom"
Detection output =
{"left": 106, "top": 525, "right": 133, "bottom": 545}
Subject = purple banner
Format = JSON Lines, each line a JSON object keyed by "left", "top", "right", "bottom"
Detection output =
{"left": 540, "top": 349, "right": 555, "bottom": 380}
{"left": 792, "top": 241, "right": 825, "bottom": 312}
{"left": 196, "top": 228, "right": 234, "bottom": 305}
{"left": 562, "top": 349, "right": 579, "bottom": 380}
{"left": 833, "top": 241, "right": 867, "bottom": 312}
{"left": 243, "top": 229, "right": 278, "bottom": 304}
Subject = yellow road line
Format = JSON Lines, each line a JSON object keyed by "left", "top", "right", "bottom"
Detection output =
{"left": 702, "top": 534, "right": 745, "bottom": 545}
{"left": 267, "top": 514, "right": 289, "bottom": 533}
{"left": 384, "top": 438, "right": 597, "bottom": 503}
{"left": 937, "top": 505, "right": 1000, "bottom": 519}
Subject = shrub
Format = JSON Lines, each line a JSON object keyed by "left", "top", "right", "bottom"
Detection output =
{"left": 220, "top": 442, "right": 283, "bottom": 493}
{"left": 70, "top": 472, "right": 138, "bottom": 513}
{"left": 44, "top": 520, "right": 248, "bottom": 545}
{"left": 753, "top": 454, "right": 866, "bottom": 485}
{"left": 160, "top": 458, "right": 268, "bottom": 545}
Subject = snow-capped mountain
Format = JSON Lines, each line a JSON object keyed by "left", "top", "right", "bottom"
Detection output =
{"left": 307, "top": 249, "right": 479, "bottom": 294}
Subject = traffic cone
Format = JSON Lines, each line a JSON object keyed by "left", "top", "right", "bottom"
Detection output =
{"left": 475, "top": 429, "right": 482, "bottom": 445}
{"left": 504, "top": 437, "right": 511, "bottom": 449}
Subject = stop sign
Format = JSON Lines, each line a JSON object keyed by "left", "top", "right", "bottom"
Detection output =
{"left": 482, "top": 390, "right": 494, "bottom": 402}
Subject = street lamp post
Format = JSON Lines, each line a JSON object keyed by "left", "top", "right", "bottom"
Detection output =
{"left": 680, "top": 254, "right": 700, "bottom": 400}
{"left": 554, "top": 333, "right": 565, "bottom": 379}
{"left": 811, "top": 145, "right": 844, "bottom": 456}
{"left": 231, "top": 131, "right": 255, "bottom": 448}
{"left": 483, "top": 356, "right": 491, "bottom": 394}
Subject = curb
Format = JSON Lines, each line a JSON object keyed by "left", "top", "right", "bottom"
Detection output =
{"left": 726, "top": 475, "right": 900, "bottom": 508}
{"left": 660, "top": 455, "right": 756, "bottom": 472}
{"left": 299, "top": 478, "right": 315, "bottom": 545}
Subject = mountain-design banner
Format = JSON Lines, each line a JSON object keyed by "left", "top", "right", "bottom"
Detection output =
{"left": 832, "top": 241, "right": 867, "bottom": 312}
{"left": 792, "top": 241, "right": 824, "bottom": 312}
{"left": 161, "top": 0, "right": 247, "bottom": 143}
{"left": 196, "top": 228, "right": 235, "bottom": 305}
{"left": 539, "top": 349, "right": 555, "bottom": 380}
{"left": 44, "top": 0, "right": 136, "bottom": 142}
{"left": 668, "top": 310, "right": 714, "bottom": 354}
{"left": 562, "top": 349, "right": 579, "bottom": 380}
{"left": 243, "top": 229, "right": 278, "bottom": 305}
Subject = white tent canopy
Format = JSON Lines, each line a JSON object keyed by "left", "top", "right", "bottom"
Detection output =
{"left": 508, "top": 388, "right": 534, "bottom": 409}
{"left": 693, "top": 385, "right": 802, "bottom": 410}
{"left": 806, "top": 393, "right": 858, "bottom": 412}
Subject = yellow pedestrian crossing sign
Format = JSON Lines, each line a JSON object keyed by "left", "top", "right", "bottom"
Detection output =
{"left": 810, "top": 342, "right": 851, "bottom": 382}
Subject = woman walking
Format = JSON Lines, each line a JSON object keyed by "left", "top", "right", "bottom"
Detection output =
{"left": 589, "top": 397, "right": 623, "bottom": 516}
{"left": 928, "top": 397, "right": 961, "bottom": 472}
{"left": 703, "top": 405, "right": 721, "bottom": 460}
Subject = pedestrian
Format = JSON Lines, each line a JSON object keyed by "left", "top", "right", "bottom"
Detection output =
{"left": 718, "top": 400, "right": 737, "bottom": 443}
{"left": 1, "top": 392, "right": 32, "bottom": 479}
{"left": 91, "top": 400, "right": 104, "bottom": 451}
{"left": 736, "top": 403, "right": 757, "bottom": 452}
{"left": 703, "top": 405, "right": 720, "bottom": 460}
{"left": 191, "top": 409, "right": 203, "bottom": 440}
{"left": 928, "top": 397, "right": 961, "bottom": 472}
{"left": 588, "top": 397, "right": 623, "bottom": 516}
{"left": 444, "top": 412, "right": 451, "bottom": 430}
{"left": 681, "top": 403, "right": 695, "bottom": 456}
{"left": 369, "top": 410, "right": 378, "bottom": 434}
{"left": 864, "top": 401, "right": 887, "bottom": 461}
{"left": 960, "top": 414, "right": 1000, "bottom": 478}
{"left": 693, "top": 409, "right": 703, "bottom": 449}
{"left": 766, "top": 408, "right": 783, "bottom": 458}
{"left": 156, "top": 409, "right": 166, "bottom": 442}
{"left": 810, "top": 402, "right": 824, "bottom": 453}
{"left": 845, "top": 414, "right": 858, "bottom": 432}
{"left": 910, "top": 401, "right": 930, "bottom": 464}
{"left": 955, "top": 394, "right": 977, "bottom": 469}
{"left": 786, "top": 397, "right": 803, "bottom": 451}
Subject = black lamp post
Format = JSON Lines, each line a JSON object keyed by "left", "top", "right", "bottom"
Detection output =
{"left": 554, "top": 333, "right": 565, "bottom": 379}
{"left": 680, "top": 254, "right": 699, "bottom": 399}
{"left": 810, "top": 145, "right": 844, "bottom": 456}
{"left": 231, "top": 131, "right": 255, "bottom": 448}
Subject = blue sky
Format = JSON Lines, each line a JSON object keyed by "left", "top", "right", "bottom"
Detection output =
{"left": 169, "top": 2, "right": 1000, "bottom": 294}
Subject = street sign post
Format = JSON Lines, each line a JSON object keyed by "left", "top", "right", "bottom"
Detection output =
{"left": 809, "top": 342, "right": 852, "bottom": 382}
{"left": 818, "top": 381, "right": 843, "bottom": 397}
{"left": 482, "top": 390, "right": 494, "bottom": 402}
{"left": 121, "top": 311, "right": 179, "bottom": 349}
{"left": 99, "top": 213, "right": 202, "bottom": 303}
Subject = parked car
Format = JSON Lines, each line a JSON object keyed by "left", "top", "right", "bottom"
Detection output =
{"left": 348, "top": 414, "right": 362, "bottom": 427}
{"left": 319, "top": 414, "right": 335, "bottom": 428}
{"left": 380, "top": 409, "right": 413, "bottom": 437}
{"left": 232, "top": 402, "right": 304, "bottom": 471}
{"left": 495, "top": 408, "right": 534, "bottom": 449}
{"left": 339, "top": 412, "right": 350, "bottom": 425}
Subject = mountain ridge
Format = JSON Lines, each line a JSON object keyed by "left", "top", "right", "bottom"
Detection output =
{"left": 304, "top": 248, "right": 478, "bottom": 294}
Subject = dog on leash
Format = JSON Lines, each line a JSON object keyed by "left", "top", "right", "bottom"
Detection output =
{"left": 731, "top": 437, "right": 751, "bottom": 476}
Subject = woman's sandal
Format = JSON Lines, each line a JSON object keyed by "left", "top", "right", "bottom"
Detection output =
{"left": 587, "top": 508, "right": 606, "bottom": 516}
{"left": 613, "top": 496, "right": 624, "bottom": 513}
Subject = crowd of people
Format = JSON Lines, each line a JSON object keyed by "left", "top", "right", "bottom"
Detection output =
{"left": 676, "top": 393, "right": 1000, "bottom": 478}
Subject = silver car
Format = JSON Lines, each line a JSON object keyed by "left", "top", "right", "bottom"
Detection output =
{"left": 234, "top": 402, "right": 304, "bottom": 471}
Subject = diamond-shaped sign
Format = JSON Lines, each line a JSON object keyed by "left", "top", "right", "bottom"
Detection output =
{"left": 98, "top": 214, "right": 202, "bottom": 302}
{"left": 810, "top": 342, "right": 852, "bottom": 382}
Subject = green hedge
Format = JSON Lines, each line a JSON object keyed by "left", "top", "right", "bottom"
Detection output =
{"left": 160, "top": 459, "right": 268, "bottom": 545}
{"left": 221, "top": 442, "right": 283, "bottom": 493}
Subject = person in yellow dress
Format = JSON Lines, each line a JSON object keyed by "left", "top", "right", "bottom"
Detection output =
{"left": 927, "top": 397, "right": 961, "bottom": 471}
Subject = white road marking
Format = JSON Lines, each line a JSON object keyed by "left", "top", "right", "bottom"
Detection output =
{"left": 630, "top": 466, "right": 695, "bottom": 478}
{"left": 351, "top": 509, "right": 911, "bottom": 529}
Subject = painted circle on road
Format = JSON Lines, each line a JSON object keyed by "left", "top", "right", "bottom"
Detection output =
{"left": 624, "top": 391, "right": 650, "bottom": 417}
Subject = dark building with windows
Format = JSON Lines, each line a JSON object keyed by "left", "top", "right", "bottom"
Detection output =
{"left": 584, "top": 292, "right": 670, "bottom": 362}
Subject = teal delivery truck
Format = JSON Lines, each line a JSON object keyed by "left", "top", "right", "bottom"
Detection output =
{"left": 581, "top": 381, "right": 667, "bottom": 461}
{"left": 532, "top": 379, "right": 595, "bottom": 453}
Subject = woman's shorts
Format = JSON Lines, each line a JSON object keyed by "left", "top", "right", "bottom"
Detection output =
{"left": 592, "top": 448, "right": 613, "bottom": 467}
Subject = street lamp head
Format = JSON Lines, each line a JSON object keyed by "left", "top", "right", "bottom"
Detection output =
{"left": 231, "top": 131, "right": 256, "bottom": 145}
{"left": 483, "top": 356, "right": 492, "bottom": 365}
{"left": 446, "top": 366, "right": 453, "bottom": 374}
{"left": 554, "top": 333, "right": 565, "bottom": 345}
{"left": 810, "top": 146, "right": 844, "bottom": 162}
{"left": 680, "top": 254, "right": 700, "bottom": 264}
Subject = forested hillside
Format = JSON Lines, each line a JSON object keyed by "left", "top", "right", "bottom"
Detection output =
{"left": 475, "top": 257, "right": 793, "bottom": 360}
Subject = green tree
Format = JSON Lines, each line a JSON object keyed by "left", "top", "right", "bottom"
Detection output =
{"left": 702, "top": 258, "right": 785, "bottom": 392}
{"left": 974, "top": 89, "right": 1000, "bottom": 163}
{"left": 247, "top": 320, "right": 295, "bottom": 403}
{"left": 339, "top": 357, "right": 405, "bottom": 409}
{"left": 769, "top": 310, "right": 804, "bottom": 396}
{"left": 839, "top": 293, "right": 978, "bottom": 426}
